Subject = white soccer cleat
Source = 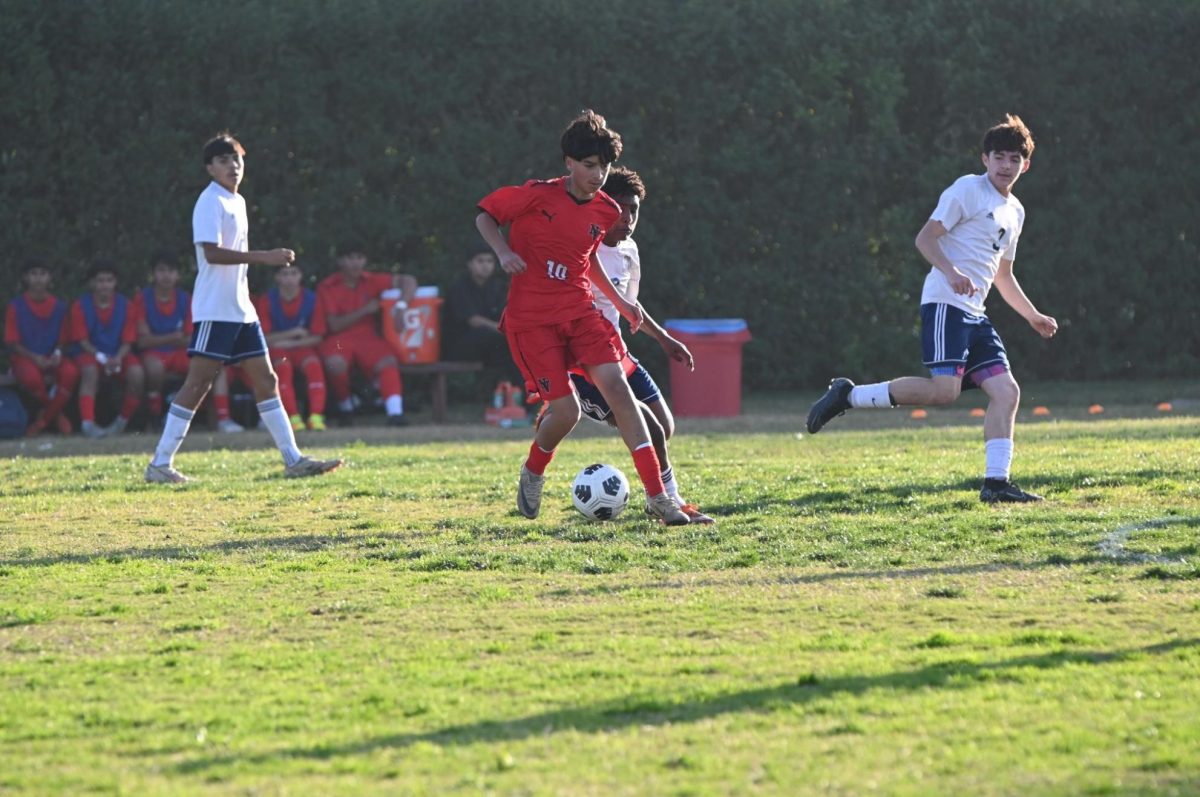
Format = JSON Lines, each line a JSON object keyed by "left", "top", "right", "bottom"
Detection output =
{"left": 217, "top": 418, "right": 246, "bottom": 434}
{"left": 646, "top": 492, "right": 690, "bottom": 526}
{"left": 144, "top": 463, "right": 191, "bottom": 484}
{"left": 517, "top": 465, "right": 544, "bottom": 519}
{"left": 284, "top": 455, "right": 344, "bottom": 479}
{"left": 81, "top": 420, "right": 107, "bottom": 439}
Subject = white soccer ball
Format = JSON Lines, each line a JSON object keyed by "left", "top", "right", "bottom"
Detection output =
{"left": 572, "top": 463, "right": 630, "bottom": 521}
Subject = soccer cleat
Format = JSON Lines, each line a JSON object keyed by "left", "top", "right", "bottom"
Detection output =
{"left": 806, "top": 377, "right": 855, "bottom": 434}
{"left": 516, "top": 465, "right": 544, "bottom": 519}
{"left": 387, "top": 414, "right": 410, "bottom": 427}
{"left": 646, "top": 493, "right": 690, "bottom": 526}
{"left": 217, "top": 418, "right": 246, "bottom": 434}
{"left": 289, "top": 414, "right": 305, "bottom": 432}
{"left": 307, "top": 413, "right": 326, "bottom": 431}
{"left": 144, "top": 462, "right": 191, "bottom": 484}
{"left": 105, "top": 416, "right": 129, "bottom": 436}
{"left": 81, "top": 420, "right": 106, "bottom": 439}
{"left": 679, "top": 503, "right": 716, "bottom": 525}
{"left": 980, "top": 480, "right": 1044, "bottom": 503}
{"left": 284, "top": 455, "right": 344, "bottom": 479}
{"left": 55, "top": 414, "right": 74, "bottom": 435}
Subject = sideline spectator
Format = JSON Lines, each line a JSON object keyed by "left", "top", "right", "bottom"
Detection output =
{"left": 255, "top": 262, "right": 329, "bottom": 431}
{"left": 317, "top": 243, "right": 416, "bottom": 426}
{"left": 71, "top": 260, "right": 144, "bottom": 438}
{"left": 4, "top": 259, "right": 78, "bottom": 435}
{"left": 444, "top": 245, "right": 520, "bottom": 384}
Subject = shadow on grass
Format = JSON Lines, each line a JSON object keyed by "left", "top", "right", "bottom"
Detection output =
{"left": 171, "top": 637, "right": 1199, "bottom": 774}
{"left": 0, "top": 530, "right": 424, "bottom": 568}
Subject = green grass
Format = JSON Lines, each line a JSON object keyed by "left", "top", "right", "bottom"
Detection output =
{"left": 1, "top": 396, "right": 1199, "bottom": 795}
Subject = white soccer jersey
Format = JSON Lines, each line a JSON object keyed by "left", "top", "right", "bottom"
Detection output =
{"left": 191, "top": 181, "right": 256, "bottom": 323}
{"left": 920, "top": 173, "right": 1025, "bottom": 315}
{"left": 591, "top": 239, "right": 641, "bottom": 333}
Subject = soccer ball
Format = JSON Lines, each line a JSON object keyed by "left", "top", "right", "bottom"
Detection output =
{"left": 572, "top": 463, "right": 630, "bottom": 521}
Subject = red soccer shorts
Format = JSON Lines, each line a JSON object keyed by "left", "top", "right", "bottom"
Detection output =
{"left": 271, "top": 345, "right": 322, "bottom": 369}
{"left": 505, "top": 311, "right": 626, "bottom": 402}
{"left": 319, "top": 333, "right": 396, "bottom": 373}
{"left": 141, "top": 348, "right": 190, "bottom": 375}
{"left": 75, "top": 352, "right": 142, "bottom": 371}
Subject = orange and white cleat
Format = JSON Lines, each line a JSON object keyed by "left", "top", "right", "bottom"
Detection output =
{"left": 679, "top": 503, "right": 716, "bottom": 525}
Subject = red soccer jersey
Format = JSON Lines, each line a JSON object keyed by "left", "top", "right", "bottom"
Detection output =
{"left": 316, "top": 271, "right": 392, "bottom": 337}
{"left": 4, "top": 293, "right": 68, "bottom": 346}
{"left": 477, "top": 177, "right": 619, "bottom": 331}
{"left": 132, "top": 290, "right": 194, "bottom": 337}
{"left": 69, "top": 297, "right": 138, "bottom": 345}
{"left": 255, "top": 291, "right": 328, "bottom": 336}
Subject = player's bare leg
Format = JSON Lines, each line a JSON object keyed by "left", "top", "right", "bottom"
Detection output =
{"left": 145, "top": 356, "right": 223, "bottom": 483}
{"left": 587, "top": 362, "right": 687, "bottom": 526}
{"left": 977, "top": 371, "right": 1039, "bottom": 503}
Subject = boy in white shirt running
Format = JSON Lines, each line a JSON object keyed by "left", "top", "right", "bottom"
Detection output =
{"left": 145, "top": 133, "right": 343, "bottom": 483}
{"left": 806, "top": 115, "right": 1057, "bottom": 503}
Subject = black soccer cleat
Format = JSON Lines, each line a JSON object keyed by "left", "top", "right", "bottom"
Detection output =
{"left": 979, "top": 479, "right": 1044, "bottom": 504}
{"left": 805, "top": 378, "right": 855, "bottom": 434}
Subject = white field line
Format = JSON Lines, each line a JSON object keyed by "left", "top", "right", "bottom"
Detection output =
{"left": 1097, "top": 517, "right": 1196, "bottom": 564}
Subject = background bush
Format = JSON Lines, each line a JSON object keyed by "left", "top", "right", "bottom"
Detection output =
{"left": 2, "top": 0, "right": 1196, "bottom": 389}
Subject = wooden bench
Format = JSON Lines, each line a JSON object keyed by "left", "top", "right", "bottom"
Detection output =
{"left": 399, "top": 361, "right": 482, "bottom": 423}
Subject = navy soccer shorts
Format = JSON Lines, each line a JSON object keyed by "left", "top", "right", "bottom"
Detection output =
{"left": 189, "top": 320, "right": 269, "bottom": 364}
{"left": 921, "top": 303, "right": 1010, "bottom": 388}
{"left": 570, "top": 360, "right": 663, "bottom": 423}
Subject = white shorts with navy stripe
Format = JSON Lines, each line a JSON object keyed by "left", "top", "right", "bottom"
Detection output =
{"left": 189, "top": 320, "right": 268, "bottom": 364}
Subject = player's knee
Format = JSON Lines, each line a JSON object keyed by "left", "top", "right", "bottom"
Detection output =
{"left": 929, "top": 382, "right": 961, "bottom": 405}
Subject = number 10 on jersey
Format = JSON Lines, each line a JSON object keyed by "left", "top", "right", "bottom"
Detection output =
{"left": 546, "top": 260, "right": 568, "bottom": 281}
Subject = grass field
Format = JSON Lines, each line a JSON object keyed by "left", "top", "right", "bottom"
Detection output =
{"left": 2, "top": 383, "right": 1199, "bottom": 796}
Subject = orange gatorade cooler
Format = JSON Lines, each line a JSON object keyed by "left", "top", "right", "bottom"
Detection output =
{"left": 663, "top": 318, "right": 752, "bottom": 417}
{"left": 382, "top": 287, "right": 442, "bottom": 364}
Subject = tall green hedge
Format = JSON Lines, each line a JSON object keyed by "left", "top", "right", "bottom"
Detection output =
{"left": 3, "top": 0, "right": 1197, "bottom": 388}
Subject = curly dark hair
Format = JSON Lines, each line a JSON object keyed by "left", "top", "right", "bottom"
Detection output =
{"left": 602, "top": 166, "right": 645, "bottom": 201}
{"left": 560, "top": 109, "right": 623, "bottom": 164}
{"left": 982, "top": 114, "right": 1035, "bottom": 158}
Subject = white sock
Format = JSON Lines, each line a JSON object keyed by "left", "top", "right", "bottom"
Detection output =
{"left": 257, "top": 397, "right": 303, "bottom": 467}
{"left": 661, "top": 465, "right": 682, "bottom": 503}
{"left": 339, "top": 397, "right": 355, "bottom": 413}
{"left": 849, "top": 382, "right": 893, "bottom": 409}
{"left": 985, "top": 438, "right": 1013, "bottom": 481}
{"left": 151, "top": 403, "right": 194, "bottom": 467}
{"left": 385, "top": 395, "right": 403, "bottom": 416}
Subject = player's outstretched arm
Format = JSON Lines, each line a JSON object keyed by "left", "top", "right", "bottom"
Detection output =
{"left": 994, "top": 259, "right": 1058, "bottom": 339}
{"left": 589, "top": 253, "right": 641, "bottom": 334}
{"left": 474, "top": 213, "right": 526, "bottom": 274}
{"left": 636, "top": 304, "right": 693, "bottom": 370}
{"left": 202, "top": 243, "right": 294, "bottom": 267}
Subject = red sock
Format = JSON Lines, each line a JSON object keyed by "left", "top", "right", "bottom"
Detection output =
{"left": 213, "top": 393, "right": 230, "bottom": 421}
{"left": 631, "top": 443, "right": 666, "bottom": 496}
{"left": 79, "top": 394, "right": 95, "bottom": 423}
{"left": 303, "top": 359, "right": 327, "bottom": 414}
{"left": 328, "top": 369, "right": 351, "bottom": 402}
{"left": 147, "top": 392, "right": 163, "bottom": 417}
{"left": 378, "top": 366, "right": 402, "bottom": 399}
{"left": 274, "top": 360, "right": 298, "bottom": 416}
{"left": 45, "top": 386, "right": 71, "bottom": 422}
{"left": 119, "top": 392, "right": 140, "bottom": 420}
{"left": 524, "top": 442, "right": 555, "bottom": 476}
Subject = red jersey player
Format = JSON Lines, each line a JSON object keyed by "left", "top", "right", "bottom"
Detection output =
{"left": 70, "top": 260, "right": 145, "bottom": 438}
{"left": 4, "top": 259, "right": 79, "bottom": 435}
{"left": 256, "top": 262, "right": 329, "bottom": 431}
{"left": 475, "top": 109, "right": 689, "bottom": 526}
{"left": 316, "top": 245, "right": 416, "bottom": 426}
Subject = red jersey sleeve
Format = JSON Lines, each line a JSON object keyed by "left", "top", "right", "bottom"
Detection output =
{"left": 3, "top": 302, "right": 17, "bottom": 345}
{"left": 120, "top": 296, "right": 138, "bottom": 344}
{"left": 363, "top": 271, "right": 394, "bottom": 297}
{"left": 69, "top": 301, "right": 87, "bottom": 344}
{"left": 309, "top": 293, "right": 327, "bottom": 336}
{"left": 254, "top": 295, "right": 272, "bottom": 333}
{"left": 477, "top": 182, "right": 541, "bottom": 226}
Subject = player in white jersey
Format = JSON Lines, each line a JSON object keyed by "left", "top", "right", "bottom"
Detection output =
{"left": 551, "top": 167, "right": 715, "bottom": 523}
{"left": 806, "top": 115, "right": 1058, "bottom": 503}
{"left": 144, "top": 132, "right": 342, "bottom": 483}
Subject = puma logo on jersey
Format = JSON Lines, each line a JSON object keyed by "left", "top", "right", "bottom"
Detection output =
{"left": 589, "top": 224, "right": 601, "bottom": 240}
{"left": 541, "top": 210, "right": 556, "bottom": 222}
